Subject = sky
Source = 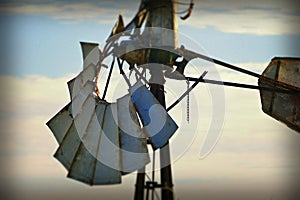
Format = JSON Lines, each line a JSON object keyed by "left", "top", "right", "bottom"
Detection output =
{"left": 1, "top": 0, "right": 300, "bottom": 200}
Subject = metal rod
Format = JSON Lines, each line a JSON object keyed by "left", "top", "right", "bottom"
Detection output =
{"left": 102, "top": 57, "right": 115, "bottom": 100}
{"left": 116, "top": 57, "right": 132, "bottom": 88}
{"left": 186, "top": 76, "right": 298, "bottom": 94}
{"left": 134, "top": 0, "right": 177, "bottom": 199}
{"left": 132, "top": 67, "right": 150, "bottom": 85}
{"left": 166, "top": 71, "right": 207, "bottom": 112}
{"left": 181, "top": 48, "right": 261, "bottom": 78}
{"left": 134, "top": 167, "right": 146, "bottom": 200}
{"left": 181, "top": 48, "right": 300, "bottom": 93}
{"left": 149, "top": 84, "right": 174, "bottom": 200}
{"left": 145, "top": 182, "right": 149, "bottom": 200}
{"left": 152, "top": 151, "right": 155, "bottom": 200}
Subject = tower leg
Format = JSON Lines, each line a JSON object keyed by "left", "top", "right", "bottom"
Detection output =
{"left": 160, "top": 142, "right": 174, "bottom": 200}
{"left": 134, "top": 167, "right": 146, "bottom": 200}
{"left": 150, "top": 84, "right": 174, "bottom": 200}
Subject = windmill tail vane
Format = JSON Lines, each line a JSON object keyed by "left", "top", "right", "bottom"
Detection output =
{"left": 46, "top": 0, "right": 300, "bottom": 199}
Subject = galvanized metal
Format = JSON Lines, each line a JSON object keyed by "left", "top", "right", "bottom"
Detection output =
{"left": 48, "top": 83, "right": 154, "bottom": 185}
{"left": 117, "top": 94, "right": 150, "bottom": 173}
{"left": 80, "top": 42, "right": 101, "bottom": 69}
{"left": 54, "top": 121, "right": 81, "bottom": 170}
{"left": 47, "top": 41, "right": 154, "bottom": 186}
{"left": 70, "top": 64, "right": 97, "bottom": 100}
{"left": 259, "top": 57, "right": 300, "bottom": 133}
{"left": 46, "top": 103, "right": 73, "bottom": 144}
{"left": 71, "top": 81, "right": 95, "bottom": 117}
{"left": 93, "top": 103, "right": 122, "bottom": 185}
{"left": 66, "top": 100, "right": 122, "bottom": 185}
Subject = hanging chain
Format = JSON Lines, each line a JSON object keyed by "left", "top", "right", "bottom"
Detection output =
{"left": 186, "top": 79, "right": 190, "bottom": 123}
{"left": 152, "top": 151, "right": 155, "bottom": 200}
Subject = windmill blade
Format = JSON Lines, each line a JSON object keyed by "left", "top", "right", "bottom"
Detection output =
{"left": 70, "top": 64, "right": 97, "bottom": 101}
{"left": 47, "top": 37, "right": 180, "bottom": 185}
{"left": 67, "top": 105, "right": 104, "bottom": 185}
{"left": 46, "top": 103, "right": 73, "bottom": 144}
{"left": 80, "top": 41, "right": 101, "bottom": 68}
{"left": 54, "top": 121, "right": 81, "bottom": 170}
{"left": 117, "top": 94, "right": 150, "bottom": 173}
{"left": 49, "top": 92, "right": 149, "bottom": 185}
{"left": 66, "top": 99, "right": 124, "bottom": 185}
{"left": 259, "top": 57, "right": 300, "bottom": 133}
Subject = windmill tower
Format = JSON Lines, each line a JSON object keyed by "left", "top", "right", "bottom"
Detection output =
{"left": 134, "top": 1, "right": 177, "bottom": 199}
{"left": 47, "top": 1, "right": 300, "bottom": 200}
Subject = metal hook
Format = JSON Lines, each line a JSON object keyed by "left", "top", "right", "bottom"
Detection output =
{"left": 180, "top": 0, "right": 194, "bottom": 20}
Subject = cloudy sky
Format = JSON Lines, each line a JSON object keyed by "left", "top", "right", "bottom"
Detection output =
{"left": 1, "top": 0, "right": 300, "bottom": 199}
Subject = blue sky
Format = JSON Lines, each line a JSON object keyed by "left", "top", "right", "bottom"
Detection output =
{"left": 1, "top": 0, "right": 300, "bottom": 77}
{"left": 1, "top": 0, "right": 300, "bottom": 200}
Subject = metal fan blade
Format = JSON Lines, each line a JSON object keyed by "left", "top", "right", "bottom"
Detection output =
{"left": 80, "top": 42, "right": 101, "bottom": 69}
{"left": 53, "top": 96, "right": 96, "bottom": 170}
{"left": 117, "top": 94, "right": 150, "bottom": 173}
{"left": 94, "top": 103, "right": 122, "bottom": 185}
{"left": 71, "top": 81, "right": 95, "bottom": 117}
{"left": 259, "top": 57, "right": 300, "bottom": 133}
{"left": 54, "top": 122, "right": 81, "bottom": 170}
{"left": 68, "top": 103, "right": 121, "bottom": 185}
{"left": 69, "top": 65, "right": 97, "bottom": 100}
{"left": 67, "top": 143, "right": 96, "bottom": 185}
{"left": 47, "top": 41, "right": 155, "bottom": 186}
{"left": 46, "top": 103, "right": 72, "bottom": 144}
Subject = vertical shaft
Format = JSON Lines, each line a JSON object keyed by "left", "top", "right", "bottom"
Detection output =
{"left": 145, "top": 0, "right": 177, "bottom": 199}
{"left": 150, "top": 84, "right": 173, "bottom": 200}
{"left": 134, "top": 167, "right": 146, "bottom": 200}
{"left": 134, "top": 0, "right": 177, "bottom": 199}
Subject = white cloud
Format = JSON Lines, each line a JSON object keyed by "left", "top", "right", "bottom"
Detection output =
{"left": 1, "top": 1, "right": 299, "bottom": 35}
{"left": 181, "top": 6, "right": 300, "bottom": 35}
{"left": 0, "top": 1, "right": 139, "bottom": 24}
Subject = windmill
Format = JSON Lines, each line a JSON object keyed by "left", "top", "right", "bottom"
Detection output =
{"left": 47, "top": 0, "right": 300, "bottom": 200}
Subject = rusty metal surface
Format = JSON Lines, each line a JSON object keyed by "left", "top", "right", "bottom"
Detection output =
{"left": 259, "top": 57, "right": 300, "bottom": 133}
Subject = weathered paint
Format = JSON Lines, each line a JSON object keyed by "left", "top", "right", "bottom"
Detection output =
{"left": 75, "top": 42, "right": 100, "bottom": 99}
{"left": 48, "top": 41, "right": 164, "bottom": 186}
{"left": 71, "top": 81, "right": 95, "bottom": 117}
{"left": 259, "top": 57, "right": 300, "bottom": 133}
{"left": 94, "top": 103, "right": 121, "bottom": 184}
{"left": 64, "top": 101, "right": 124, "bottom": 185}
{"left": 80, "top": 42, "right": 101, "bottom": 69}
{"left": 80, "top": 42, "right": 99, "bottom": 59}
{"left": 84, "top": 102, "right": 107, "bottom": 158}
{"left": 54, "top": 122, "right": 81, "bottom": 170}
{"left": 117, "top": 94, "right": 150, "bottom": 173}
{"left": 67, "top": 143, "right": 95, "bottom": 184}
{"left": 130, "top": 81, "right": 178, "bottom": 149}
{"left": 46, "top": 103, "right": 72, "bottom": 144}
{"left": 73, "top": 95, "right": 96, "bottom": 137}
{"left": 71, "top": 65, "right": 96, "bottom": 99}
